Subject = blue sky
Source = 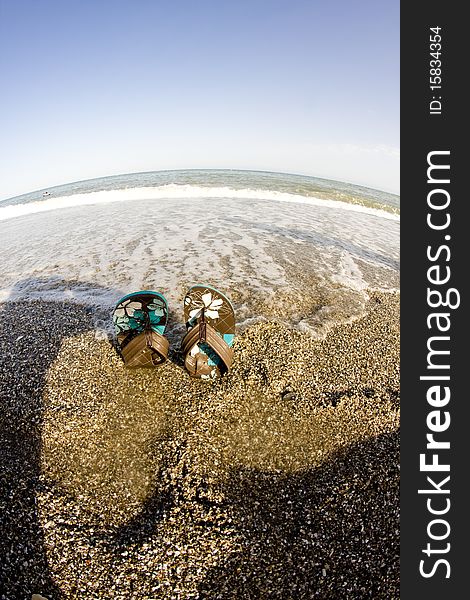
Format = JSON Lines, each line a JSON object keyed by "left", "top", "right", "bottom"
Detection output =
{"left": 0, "top": 0, "right": 399, "bottom": 199}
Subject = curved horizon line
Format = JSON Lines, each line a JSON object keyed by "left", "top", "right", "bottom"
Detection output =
{"left": 1, "top": 168, "right": 400, "bottom": 204}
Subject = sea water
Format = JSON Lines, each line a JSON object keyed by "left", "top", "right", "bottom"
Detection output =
{"left": 0, "top": 170, "right": 399, "bottom": 337}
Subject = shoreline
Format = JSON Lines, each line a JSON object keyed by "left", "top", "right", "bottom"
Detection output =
{"left": 0, "top": 290, "right": 399, "bottom": 598}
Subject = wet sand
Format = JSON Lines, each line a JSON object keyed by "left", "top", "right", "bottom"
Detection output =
{"left": 0, "top": 291, "right": 399, "bottom": 599}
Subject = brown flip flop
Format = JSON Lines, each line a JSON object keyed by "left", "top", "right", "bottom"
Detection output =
{"left": 113, "top": 290, "right": 169, "bottom": 367}
{"left": 181, "top": 285, "right": 235, "bottom": 379}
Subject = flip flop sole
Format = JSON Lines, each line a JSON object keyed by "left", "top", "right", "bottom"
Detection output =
{"left": 183, "top": 285, "right": 235, "bottom": 379}
{"left": 113, "top": 290, "right": 169, "bottom": 366}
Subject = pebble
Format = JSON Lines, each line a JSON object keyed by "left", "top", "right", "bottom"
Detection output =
{"left": 0, "top": 292, "right": 399, "bottom": 599}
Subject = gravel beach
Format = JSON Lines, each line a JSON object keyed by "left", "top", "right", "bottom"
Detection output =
{"left": 0, "top": 291, "right": 399, "bottom": 599}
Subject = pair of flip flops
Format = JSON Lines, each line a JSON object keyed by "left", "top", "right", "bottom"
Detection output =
{"left": 112, "top": 285, "right": 235, "bottom": 379}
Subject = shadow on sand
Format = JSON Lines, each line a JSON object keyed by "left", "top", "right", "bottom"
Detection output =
{"left": 197, "top": 431, "right": 399, "bottom": 599}
{"left": 0, "top": 278, "right": 123, "bottom": 599}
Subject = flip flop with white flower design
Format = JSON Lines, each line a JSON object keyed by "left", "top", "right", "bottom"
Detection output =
{"left": 181, "top": 285, "right": 235, "bottom": 379}
{"left": 113, "top": 291, "right": 169, "bottom": 367}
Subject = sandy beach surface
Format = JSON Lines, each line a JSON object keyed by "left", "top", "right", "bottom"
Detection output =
{"left": 0, "top": 290, "right": 399, "bottom": 599}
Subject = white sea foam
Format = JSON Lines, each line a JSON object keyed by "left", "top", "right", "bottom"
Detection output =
{"left": 0, "top": 176, "right": 399, "bottom": 336}
{"left": 0, "top": 184, "right": 399, "bottom": 222}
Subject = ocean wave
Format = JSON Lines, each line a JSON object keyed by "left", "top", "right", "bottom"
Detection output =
{"left": 0, "top": 184, "right": 399, "bottom": 222}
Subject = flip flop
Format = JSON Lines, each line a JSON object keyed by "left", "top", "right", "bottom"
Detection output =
{"left": 181, "top": 285, "right": 235, "bottom": 379}
{"left": 113, "top": 290, "right": 169, "bottom": 367}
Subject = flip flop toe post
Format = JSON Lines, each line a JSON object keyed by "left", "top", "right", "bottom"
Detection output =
{"left": 181, "top": 285, "right": 235, "bottom": 379}
{"left": 113, "top": 290, "right": 169, "bottom": 367}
